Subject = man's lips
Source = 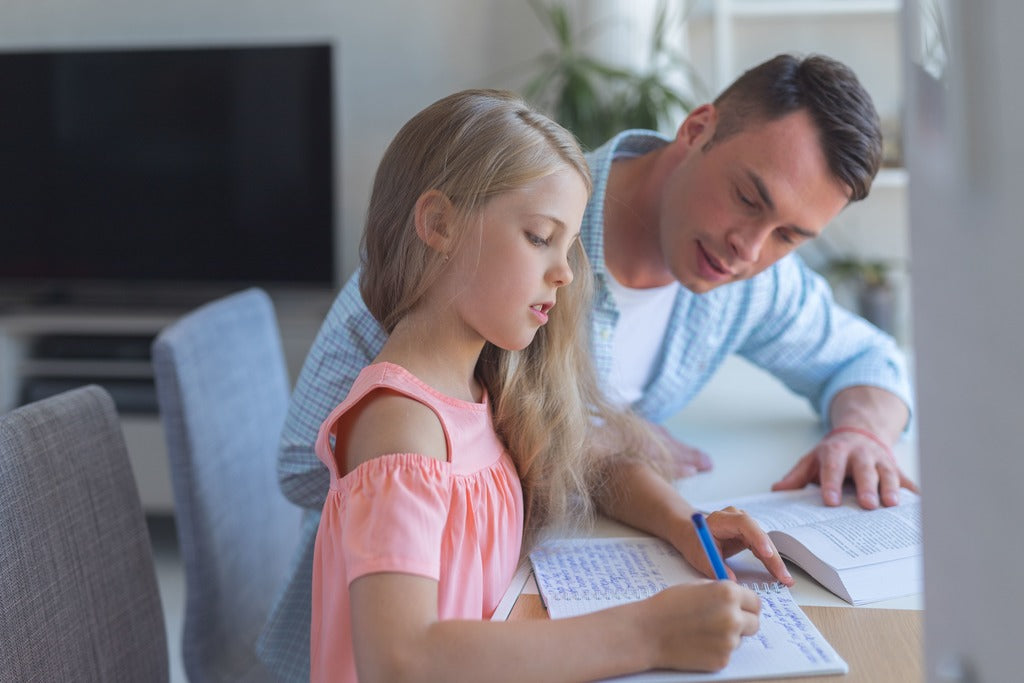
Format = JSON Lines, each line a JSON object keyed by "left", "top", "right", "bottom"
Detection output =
{"left": 697, "top": 241, "right": 734, "bottom": 280}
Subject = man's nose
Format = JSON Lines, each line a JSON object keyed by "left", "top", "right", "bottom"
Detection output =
{"left": 727, "top": 223, "right": 771, "bottom": 263}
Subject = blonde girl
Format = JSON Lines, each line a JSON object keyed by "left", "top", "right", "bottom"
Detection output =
{"left": 310, "top": 89, "right": 789, "bottom": 682}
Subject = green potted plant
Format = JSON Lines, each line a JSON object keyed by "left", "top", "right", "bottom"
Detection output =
{"left": 521, "top": 0, "right": 705, "bottom": 150}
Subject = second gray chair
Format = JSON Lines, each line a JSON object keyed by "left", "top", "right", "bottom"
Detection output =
{"left": 152, "top": 287, "right": 302, "bottom": 682}
{"left": 0, "top": 385, "right": 169, "bottom": 682}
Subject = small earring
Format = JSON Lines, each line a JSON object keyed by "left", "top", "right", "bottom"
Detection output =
{"left": 442, "top": 253, "right": 450, "bottom": 263}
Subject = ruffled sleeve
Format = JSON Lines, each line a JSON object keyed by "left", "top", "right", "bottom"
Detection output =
{"left": 323, "top": 452, "right": 453, "bottom": 585}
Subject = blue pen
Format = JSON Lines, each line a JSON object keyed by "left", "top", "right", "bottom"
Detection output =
{"left": 691, "top": 512, "right": 729, "bottom": 580}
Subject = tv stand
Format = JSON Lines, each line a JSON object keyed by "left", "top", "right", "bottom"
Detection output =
{"left": 1, "top": 281, "right": 260, "bottom": 312}
{"left": 0, "top": 288, "right": 333, "bottom": 513}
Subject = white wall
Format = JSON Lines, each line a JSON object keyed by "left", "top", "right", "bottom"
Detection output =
{"left": 0, "top": 0, "right": 548, "bottom": 283}
{"left": 907, "top": 1, "right": 1024, "bottom": 680}
{"left": 3, "top": 0, "right": 906, "bottom": 300}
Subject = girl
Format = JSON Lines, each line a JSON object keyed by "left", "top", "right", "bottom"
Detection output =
{"left": 310, "top": 89, "right": 790, "bottom": 682}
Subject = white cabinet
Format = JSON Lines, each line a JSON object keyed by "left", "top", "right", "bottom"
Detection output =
{"left": 0, "top": 310, "right": 179, "bottom": 513}
{"left": 0, "top": 290, "right": 331, "bottom": 513}
{"left": 701, "top": 1, "right": 901, "bottom": 97}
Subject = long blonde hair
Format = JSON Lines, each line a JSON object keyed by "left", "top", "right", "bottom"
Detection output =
{"left": 360, "top": 89, "right": 656, "bottom": 547}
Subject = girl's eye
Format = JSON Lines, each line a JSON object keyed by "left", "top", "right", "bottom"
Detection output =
{"left": 526, "top": 232, "right": 550, "bottom": 247}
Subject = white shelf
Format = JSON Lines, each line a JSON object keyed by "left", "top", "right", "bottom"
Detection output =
{"left": 720, "top": 0, "right": 900, "bottom": 18}
{"left": 702, "top": 0, "right": 904, "bottom": 93}
{"left": 0, "top": 310, "right": 177, "bottom": 336}
{"left": 19, "top": 358, "right": 154, "bottom": 379}
{"left": 874, "top": 167, "right": 908, "bottom": 189}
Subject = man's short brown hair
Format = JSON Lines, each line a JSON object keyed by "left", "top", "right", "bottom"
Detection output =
{"left": 710, "top": 53, "right": 883, "bottom": 202}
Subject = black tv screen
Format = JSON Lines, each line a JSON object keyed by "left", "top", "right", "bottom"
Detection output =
{"left": 0, "top": 43, "right": 334, "bottom": 302}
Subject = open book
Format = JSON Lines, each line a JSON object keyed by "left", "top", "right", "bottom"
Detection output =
{"left": 529, "top": 536, "right": 847, "bottom": 682}
{"left": 695, "top": 485, "right": 922, "bottom": 605}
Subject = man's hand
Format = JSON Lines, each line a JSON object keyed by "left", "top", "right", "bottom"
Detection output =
{"left": 771, "top": 385, "right": 915, "bottom": 508}
{"left": 770, "top": 430, "right": 918, "bottom": 508}
{"left": 647, "top": 421, "right": 712, "bottom": 478}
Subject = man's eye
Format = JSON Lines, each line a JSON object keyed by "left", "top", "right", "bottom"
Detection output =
{"left": 775, "top": 228, "right": 795, "bottom": 244}
{"left": 737, "top": 189, "right": 757, "bottom": 208}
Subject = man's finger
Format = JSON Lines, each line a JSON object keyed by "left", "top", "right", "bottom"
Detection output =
{"left": 771, "top": 451, "right": 817, "bottom": 491}
{"left": 675, "top": 464, "right": 699, "bottom": 478}
{"left": 817, "top": 449, "right": 848, "bottom": 506}
{"left": 877, "top": 462, "right": 902, "bottom": 507}
{"left": 899, "top": 471, "right": 920, "bottom": 494}
{"left": 849, "top": 454, "right": 880, "bottom": 509}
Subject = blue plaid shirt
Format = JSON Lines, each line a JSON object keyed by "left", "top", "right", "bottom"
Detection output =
{"left": 584, "top": 131, "right": 911, "bottom": 424}
{"left": 256, "top": 129, "right": 913, "bottom": 681}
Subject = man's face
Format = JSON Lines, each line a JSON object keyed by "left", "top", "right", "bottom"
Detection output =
{"left": 659, "top": 107, "right": 851, "bottom": 294}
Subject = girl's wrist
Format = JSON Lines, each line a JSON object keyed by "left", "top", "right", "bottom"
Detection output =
{"left": 668, "top": 512, "right": 703, "bottom": 567}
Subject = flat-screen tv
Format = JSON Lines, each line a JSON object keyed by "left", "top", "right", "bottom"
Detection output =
{"left": 0, "top": 43, "right": 334, "bottom": 306}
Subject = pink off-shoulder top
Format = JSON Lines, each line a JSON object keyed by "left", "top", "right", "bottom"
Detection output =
{"left": 310, "top": 362, "right": 524, "bottom": 682}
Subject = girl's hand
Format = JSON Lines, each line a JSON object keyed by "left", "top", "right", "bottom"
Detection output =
{"left": 639, "top": 580, "right": 761, "bottom": 672}
{"left": 680, "top": 506, "right": 794, "bottom": 586}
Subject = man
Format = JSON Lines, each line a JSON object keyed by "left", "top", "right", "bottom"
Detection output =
{"left": 257, "top": 54, "right": 914, "bottom": 680}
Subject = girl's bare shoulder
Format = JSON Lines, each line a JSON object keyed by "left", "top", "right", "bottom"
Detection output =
{"left": 338, "top": 388, "right": 448, "bottom": 473}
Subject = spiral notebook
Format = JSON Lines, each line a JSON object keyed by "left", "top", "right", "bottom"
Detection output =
{"left": 529, "top": 536, "right": 848, "bottom": 682}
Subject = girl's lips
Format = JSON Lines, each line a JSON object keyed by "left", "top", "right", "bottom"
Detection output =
{"left": 530, "top": 302, "right": 552, "bottom": 324}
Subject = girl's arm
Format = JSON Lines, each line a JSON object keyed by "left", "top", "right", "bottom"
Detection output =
{"left": 335, "top": 386, "right": 764, "bottom": 681}
{"left": 593, "top": 459, "right": 794, "bottom": 586}
{"left": 349, "top": 571, "right": 761, "bottom": 683}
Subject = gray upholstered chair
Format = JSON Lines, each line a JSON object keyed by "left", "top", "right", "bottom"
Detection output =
{"left": 152, "top": 287, "right": 301, "bottom": 683}
{"left": 0, "top": 385, "right": 169, "bottom": 681}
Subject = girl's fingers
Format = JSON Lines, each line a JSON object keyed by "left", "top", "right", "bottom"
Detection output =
{"left": 707, "top": 509, "right": 794, "bottom": 586}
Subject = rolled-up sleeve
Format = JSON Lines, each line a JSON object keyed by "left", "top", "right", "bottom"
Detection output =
{"left": 738, "top": 254, "right": 913, "bottom": 428}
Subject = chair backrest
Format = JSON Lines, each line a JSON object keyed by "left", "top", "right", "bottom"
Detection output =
{"left": 152, "top": 287, "right": 301, "bottom": 683}
{"left": 0, "top": 385, "right": 169, "bottom": 682}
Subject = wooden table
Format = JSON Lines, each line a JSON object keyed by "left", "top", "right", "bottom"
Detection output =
{"left": 502, "top": 357, "right": 925, "bottom": 681}
{"left": 508, "top": 593, "right": 922, "bottom": 682}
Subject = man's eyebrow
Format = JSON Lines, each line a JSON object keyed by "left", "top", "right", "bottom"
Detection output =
{"left": 790, "top": 225, "right": 818, "bottom": 239}
{"left": 747, "top": 170, "right": 817, "bottom": 239}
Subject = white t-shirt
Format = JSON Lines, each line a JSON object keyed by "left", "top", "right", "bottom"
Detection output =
{"left": 604, "top": 274, "right": 680, "bottom": 406}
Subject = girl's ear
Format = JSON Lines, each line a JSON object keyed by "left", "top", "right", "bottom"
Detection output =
{"left": 413, "top": 189, "right": 455, "bottom": 254}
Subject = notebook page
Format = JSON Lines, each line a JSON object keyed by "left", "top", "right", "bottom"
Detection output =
{"left": 530, "top": 537, "right": 847, "bottom": 682}
{"left": 530, "top": 537, "right": 701, "bottom": 617}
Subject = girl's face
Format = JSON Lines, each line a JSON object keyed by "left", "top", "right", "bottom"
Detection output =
{"left": 442, "top": 166, "right": 589, "bottom": 351}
